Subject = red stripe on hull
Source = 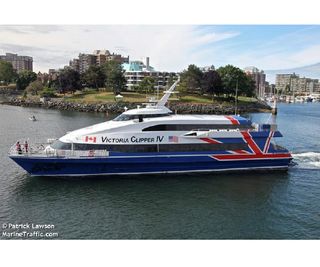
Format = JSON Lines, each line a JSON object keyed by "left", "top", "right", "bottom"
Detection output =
{"left": 225, "top": 116, "right": 240, "bottom": 125}
{"left": 232, "top": 149, "right": 250, "bottom": 154}
{"left": 212, "top": 153, "right": 292, "bottom": 161}
{"left": 241, "top": 131, "right": 263, "bottom": 155}
{"left": 200, "top": 138, "right": 222, "bottom": 144}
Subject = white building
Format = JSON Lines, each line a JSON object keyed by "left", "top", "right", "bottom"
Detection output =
{"left": 122, "top": 57, "right": 177, "bottom": 91}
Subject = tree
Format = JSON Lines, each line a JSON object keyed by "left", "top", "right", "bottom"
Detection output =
{"left": 48, "top": 79, "right": 60, "bottom": 91}
{"left": 82, "top": 65, "right": 106, "bottom": 89}
{"left": 40, "top": 87, "right": 56, "bottom": 98}
{"left": 58, "top": 68, "right": 81, "bottom": 94}
{"left": 137, "top": 76, "right": 155, "bottom": 95}
{"left": 179, "top": 64, "right": 203, "bottom": 95}
{"left": 217, "top": 65, "right": 255, "bottom": 97}
{"left": 16, "top": 70, "right": 37, "bottom": 90}
{"left": 201, "top": 70, "right": 223, "bottom": 100}
{"left": 103, "top": 60, "right": 126, "bottom": 95}
{"left": 25, "top": 80, "right": 43, "bottom": 95}
{"left": 0, "top": 60, "right": 16, "bottom": 84}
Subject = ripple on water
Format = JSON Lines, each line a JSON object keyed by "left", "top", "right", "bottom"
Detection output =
{"left": 1, "top": 103, "right": 320, "bottom": 239}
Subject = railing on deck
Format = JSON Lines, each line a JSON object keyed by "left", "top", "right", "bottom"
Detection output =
{"left": 9, "top": 141, "right": 47, "bottom": 156}
{"left": 9, "top": 140, "right": 109, "bottom": 158}
{"left": 252, "top": 123, "right": 278, "bottom": 131}
{"left": 53, "top": 149, "right": 109, "bottom": 158}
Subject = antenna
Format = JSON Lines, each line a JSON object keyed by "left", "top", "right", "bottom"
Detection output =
{"left": 156, "top": 77, "right": 180, "bottom": 107}
{"left": 234, "top": 79, "right": 238, "bottom": 115}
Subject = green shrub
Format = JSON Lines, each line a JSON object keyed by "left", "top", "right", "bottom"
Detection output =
{"left": 40, "top": 87, "right": 56, "bottom": 97}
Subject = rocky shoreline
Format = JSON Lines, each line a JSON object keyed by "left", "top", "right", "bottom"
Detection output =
{"left": 2, "top": 97, "right": 271, "bottom": 114}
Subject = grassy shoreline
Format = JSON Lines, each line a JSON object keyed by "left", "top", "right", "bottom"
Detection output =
{"left": 1, "top": 89, "right": 270, "bottom": 114}
{"left": 54, "top": 89, "right": 259, "bottom": 106}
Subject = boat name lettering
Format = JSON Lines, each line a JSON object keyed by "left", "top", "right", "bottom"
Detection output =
{"left": 101, "top": 136, "right": 164, "bottom": 143}
{"left": 101, "top": 137, "right": 129, "bottom": 143}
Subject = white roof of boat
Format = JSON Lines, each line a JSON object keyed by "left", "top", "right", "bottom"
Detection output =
{"left": 61, "top": 114, "right": 244, "bottom": 139}
{"left": 59, "top": 114, "right": 243, "bottom": 142}
{"left": 123, "top": 106, "right": 171, "bottom": 115}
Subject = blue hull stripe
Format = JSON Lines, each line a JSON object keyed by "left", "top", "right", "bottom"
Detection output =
{"left": 10, "top": 153, "right": 292, "bottom": 176}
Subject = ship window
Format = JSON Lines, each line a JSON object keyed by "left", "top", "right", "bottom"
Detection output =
{"left": 51, "top": 140, "right": 72, "bottom": 150}
{"left": 113, "top": 113, "right": 170, "bottom": 121}
{"left": 158, "top": 143, "right": 248, "bottom": 152}
{"left": 52, "top": 142, "right": 248, "bottom": 153}
{"left": 184, "top": 132, "right": 197, "bottom": 136}
{"left": 142, "top": 124, "right": 251, "bottom": 131}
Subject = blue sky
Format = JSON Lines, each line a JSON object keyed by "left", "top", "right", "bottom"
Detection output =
{"left": 0, "top": 25, "right": 319, "bottom": 81}
{"left": 192, "top": 25, "right": 320, "bottom": 70}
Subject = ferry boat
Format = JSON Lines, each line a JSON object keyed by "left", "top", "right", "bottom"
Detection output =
{"left": 9, "top": 80, "right": 292, "bottom": 176}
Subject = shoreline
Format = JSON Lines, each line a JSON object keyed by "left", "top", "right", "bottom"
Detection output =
{"left": 1, "top": 97, "right": 271, "bottom": 115}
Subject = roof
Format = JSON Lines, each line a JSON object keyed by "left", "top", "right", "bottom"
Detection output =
{"left": 123, "top": 106, "right": 172, "bottom": 115}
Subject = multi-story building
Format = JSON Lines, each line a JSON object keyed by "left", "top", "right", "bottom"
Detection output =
{"left": 93, "top": 50, "right": 112, "bottom": 66}
{"left": 107, "top": 53, "right": 129, "bottom": 64}
{"left": 0, "top": 52, "right": 33, "bottom": 73}
{"left": 69, "top": 50, "right": 129, "bottom": 74}
{"left": 275, "top": 74, "right": 293, "bottom": 93}
{"left": 37, "top": 72, "right": 50, "bottom": 84}
{"left": 264, "top": 82, "right": 276, "bottom": 95}
{"left": 275, "top": 73, "right": 319, "bottom": 94}
{"left": 78, "top": 53, "right": 96, "bottom": 74}
{"left": 69, "top": 58, "right": 80, "bottom": 72}
{"left": 313, "top": 82, "right": 320, "bottom": 93}
{"left": 48, "top": 69, "right": 61, "bottom": 81}
{"left": 244, "top": 66, "right": 266, "bottom": 97}
{"left": 122, "top": 57, "right": 177, "bottom": 91}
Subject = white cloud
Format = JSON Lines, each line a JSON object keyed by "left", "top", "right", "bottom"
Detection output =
{"left": 0, "top": 25, "right": 240, "bottom": 72}
{"left": 1, "top": 25, "right": 319, "bottom": 76}
{"left": 290, "top": 44, "right": 320, "bottom": 66}
{"left": 191, "top": 31, "right": 240, "bottom": 46}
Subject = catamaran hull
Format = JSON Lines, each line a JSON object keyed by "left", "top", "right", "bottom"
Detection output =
{"left": 10, "top": 152, "right": 292, "bottom": 177}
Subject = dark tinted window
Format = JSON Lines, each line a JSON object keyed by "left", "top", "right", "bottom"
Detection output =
{"left": 72, "top": 143, "right": 248, "bottom": 152}
{"left": 143, "top": 124, "right": 251, "bottom": 131}
{"left": 51, "top": 140, "right": 71, "bottom": 150}
{"left": 159, "top": 143, "right": 248, "bottom": 152}
{"left": 52, "top": 142, "right": 248, "bottom": 153}
{"left": 113, "top": 113, "right": 170, "bottom": 121}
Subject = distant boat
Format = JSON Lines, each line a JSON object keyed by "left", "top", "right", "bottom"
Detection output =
{"left": 286, "top": 97, "right": 293, "bottom": 103}
{"left": 295, "top": 96, "right": 304, "bottom": 103}
{"left": 306, "top": 96, "right": 313, "bottom": 103}
{"left": 29, "top": 115, "right": 37, "bottom": 121}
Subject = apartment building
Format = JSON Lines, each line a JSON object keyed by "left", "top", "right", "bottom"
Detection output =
{"left": 0, "top": 52, "right": 33, "bottom": 73}
{"left": 69, "top": 50, "right": 129, "bottom": 73}
{"left": 69, "top": 58, "right": 80, "bottom": 72}
{"left": 244, "top": 66, "right": 266, "bottom": 97}
{"left": 122, "top": 57, "right": 177, "bottom": 91}
{"left": 78, "top": 53, "right": 96, "bottom": 74}
{"left": 275, "top": 73, "right": 320, "bottom": 93}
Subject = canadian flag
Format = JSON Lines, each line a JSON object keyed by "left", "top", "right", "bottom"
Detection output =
{"left": 85, "top": 136, "right": 97, "bottom": 143}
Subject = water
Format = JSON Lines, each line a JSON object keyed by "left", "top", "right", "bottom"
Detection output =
{"left": 0, "top": 103, "right": 319, "bottom": 239}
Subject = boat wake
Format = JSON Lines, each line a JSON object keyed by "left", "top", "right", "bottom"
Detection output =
{"left": 292, "top": 152, "right": 320, "bottom": 169}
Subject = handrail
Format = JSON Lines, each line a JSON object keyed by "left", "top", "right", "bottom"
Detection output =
{"left": 9, "top": 140, "right": 110, "bottom": 158}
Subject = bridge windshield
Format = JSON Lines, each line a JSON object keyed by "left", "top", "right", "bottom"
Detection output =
{"left": 113, "top": 113, "right": 170, "bottom": 121}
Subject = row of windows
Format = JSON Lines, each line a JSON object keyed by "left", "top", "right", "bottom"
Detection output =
{"left": 52, "top": 141, "right": 248, "bottom": 153}
{"left": 113, "top": 113, "right": 170, "bottom": 121}
{"left": 142, "top": 124, "right": 251, "bottom": 131}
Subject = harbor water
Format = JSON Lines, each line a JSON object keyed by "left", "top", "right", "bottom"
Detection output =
{"left": 0, "top": 103, "right": 319, "bottom": 239}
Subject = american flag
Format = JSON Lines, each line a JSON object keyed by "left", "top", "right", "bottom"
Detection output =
{"left": 85, "top": 136, "right": 97, "bottom": 143}
{"left": 169, "top": 136, "right": 179, "bottom": 143}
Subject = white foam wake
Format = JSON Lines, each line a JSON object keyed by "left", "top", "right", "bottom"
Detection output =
{"left": 292, "top": 152, "right": 320, "bottom": 169}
